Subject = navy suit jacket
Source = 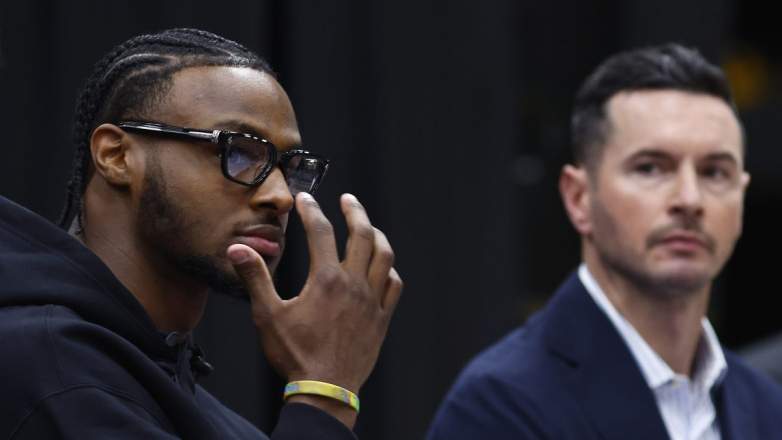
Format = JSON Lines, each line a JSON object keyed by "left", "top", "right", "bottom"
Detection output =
{"left": 428, "top": 272, "right": 782, "bottom": 439}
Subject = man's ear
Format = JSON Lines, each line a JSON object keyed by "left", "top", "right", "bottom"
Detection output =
{"left": 559, "top": 164, "right": 592, "bottom": 236}
{"left": 90, "top": 123, "right": 136, "bottom": 187}
{"left": 741, "top": 171, "right": 751, "bottom": 192}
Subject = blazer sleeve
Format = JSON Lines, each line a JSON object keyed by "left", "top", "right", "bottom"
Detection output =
{"left": 427, "top": 369, "right": 551, "bottom": 440}
{"left": 272, "top": 403, "right": 358, "bottom": 440}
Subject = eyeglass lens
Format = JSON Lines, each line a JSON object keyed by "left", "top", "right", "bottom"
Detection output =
{"left": 284, "top": 155, "right": 324, "bottom": 195}
{"left": 225, "top": 136, "right": 325, "bottom": 194}
{"left": 225, "top": 136, "right": 271, "bottom": 183}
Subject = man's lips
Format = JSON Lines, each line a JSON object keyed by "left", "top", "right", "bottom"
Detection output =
{"left": 656, "top": 232, "right": 710, "bottom": 253}
{"left": 234, "top": 224, "right": 284, "bottom": 257}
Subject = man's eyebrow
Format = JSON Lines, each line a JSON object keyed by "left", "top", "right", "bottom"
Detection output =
{"left": 625, "top": 149, "right": 740, "bottom": 165}
{"left": 625, "top": 148, "right": 674, "bottom": 161}
{"left": 702, "top": 152, "right": 739, "bottom": 165}
{"left": 212, "top": 119, "right": 304, "bottom": 151}
{"left": 213, "top": 119, "right": 269, "bottom": 139}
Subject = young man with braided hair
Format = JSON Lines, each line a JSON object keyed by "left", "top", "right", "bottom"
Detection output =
{"left": 429, "top": 44, "right": 782, "bottom": 439}
{"left": 0, "top": 28, "right": 402, "bottom": 439}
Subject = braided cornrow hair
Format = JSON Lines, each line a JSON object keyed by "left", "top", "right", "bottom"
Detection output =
{"left": 58, "top": 28, "right": 274, "bottom": 232}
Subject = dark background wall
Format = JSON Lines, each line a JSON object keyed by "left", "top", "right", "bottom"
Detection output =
{"left": 1, "top": 1, "right": 780, "bottom": 438}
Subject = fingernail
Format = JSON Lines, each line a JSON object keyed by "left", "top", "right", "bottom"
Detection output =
{"left": 227, "top": 247, "right": 251, "bottom": 264}
{"left": 298, "top": 192, "right": 312, "bottom": 201}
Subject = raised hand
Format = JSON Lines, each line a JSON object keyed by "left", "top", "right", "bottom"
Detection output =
{"left": 226, "top": 192, "right": 402, "bottom": 427}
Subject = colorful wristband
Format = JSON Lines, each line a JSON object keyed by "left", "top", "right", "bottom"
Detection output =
{"left": 283, "top": 380, "right": 360, "bottom": 413}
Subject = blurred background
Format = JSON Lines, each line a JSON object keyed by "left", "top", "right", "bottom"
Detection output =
{"left": 1, "top": 1, "right": 780, "bottom": 438}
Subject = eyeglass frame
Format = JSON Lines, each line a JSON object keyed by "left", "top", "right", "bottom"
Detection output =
{"left": 115, "top": 120, "right": 330, "bottom": 194}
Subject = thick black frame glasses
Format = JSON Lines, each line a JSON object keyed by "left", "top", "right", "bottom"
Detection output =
{"left": 117, "top": 121, "right": 330, "bottom": 195}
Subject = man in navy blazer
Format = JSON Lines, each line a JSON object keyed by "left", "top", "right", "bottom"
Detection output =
{"left": 428, "top": 44, "right": 782, "bottom": 439}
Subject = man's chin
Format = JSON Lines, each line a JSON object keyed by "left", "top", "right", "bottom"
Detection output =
{"left": 207, "top": 263, "right": 252, "bottom": 301}
{"left": 257, "top": 255, "right": 280, "bottom": 274}
{"left": 178, "top": 255, "right": 250, "bottom": 301}
{"left": 648, "top": 263, "right": 713, "bottom": 296}
{"left": 210, "top": 284, "right": 251, "bottom": 302}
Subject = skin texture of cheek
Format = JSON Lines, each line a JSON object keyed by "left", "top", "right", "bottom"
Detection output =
{"left": 704, "top": 197, "right": 744, "bottom": 275}
{"left": 589, "top": 191, "right": 714, "bottom": 297}
{"left": 589, "top": 195, "right": 641, "bottom": 274}
{"left": 137, "top": 153, "right": 250, "bottom": 299}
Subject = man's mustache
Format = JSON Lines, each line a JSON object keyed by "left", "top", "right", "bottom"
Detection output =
{"left": 646, "top": 222, "right": 717, "bottom": 254}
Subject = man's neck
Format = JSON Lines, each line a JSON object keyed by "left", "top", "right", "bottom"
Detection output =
{"left": 80, "top": 210, "right": 208, "bottom": 334}
{"left": 583, "top": 252, "right": 711, "bottom": 377}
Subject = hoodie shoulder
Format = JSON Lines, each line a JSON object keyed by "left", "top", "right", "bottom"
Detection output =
{"left": 0, "top": 304, "right": 81, "bottom": 434}
{"left": 0, "top": 303, "right": 177, "bottom": 436}
{"left": 0, "top": 302, "right": 148, "bottom": 389}
{"left": 0, "top": 304, "right": 64, "bottom": 395}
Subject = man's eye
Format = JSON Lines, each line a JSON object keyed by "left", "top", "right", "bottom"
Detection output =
{"left": 634, "top": 162, "right": 661, "bottom": 175}
{"left": 702, "top": 166, "right": 731, "bottom": 181}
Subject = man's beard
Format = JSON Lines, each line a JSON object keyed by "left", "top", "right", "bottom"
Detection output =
{"left": 590, "top": 197, "right": 713, "bottom": 298}
{"left": 137, "top": 156, "right": 249, "bottom": 300}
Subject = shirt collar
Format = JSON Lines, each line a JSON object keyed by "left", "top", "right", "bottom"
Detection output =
{"left": 578, "top": 263, "right": 727, "bottom": 391}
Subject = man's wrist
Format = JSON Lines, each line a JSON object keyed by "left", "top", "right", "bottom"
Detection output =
{"left": 285, "top": 394, "right": 358, "bottom": 430}
{"left": 284, "top": 380, "right": 360, "bottom": 412}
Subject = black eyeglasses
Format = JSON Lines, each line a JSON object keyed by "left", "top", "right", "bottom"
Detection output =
{"left": 117, "top": 121, "right": 330, "bottom": 195}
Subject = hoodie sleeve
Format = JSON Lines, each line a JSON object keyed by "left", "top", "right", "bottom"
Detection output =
{"left": 271, "top": 403, "right": 358, "bottom": 440}
{"left": 12, "top": 388, "right": 357, "bottom": 440}
{"left": 11, "top": 386, "right": 183, "bottom": 439}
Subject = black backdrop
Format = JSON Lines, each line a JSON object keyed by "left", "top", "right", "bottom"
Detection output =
{"left": 1, "top": 1, "right": 781, "bottom": 438}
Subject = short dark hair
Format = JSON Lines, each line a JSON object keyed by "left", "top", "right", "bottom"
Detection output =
{"left": 571, "top": 43, "right": 736, "bottom": 170}
{"left": 58, "top": 28, "right": 274, "bottom": 231}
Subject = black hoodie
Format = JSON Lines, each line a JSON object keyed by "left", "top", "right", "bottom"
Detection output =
{"left": 0, "top": 196, "right": 357, "bottom": 439}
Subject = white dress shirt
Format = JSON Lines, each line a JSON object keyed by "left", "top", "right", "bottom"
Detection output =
{"left": 579, "top": 264, "right": 727, "bottom": 440}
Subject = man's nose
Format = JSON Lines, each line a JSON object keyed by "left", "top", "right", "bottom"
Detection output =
{"left": 249, "top": 167, "right": 295, "bottom": 216}
{"left": 669, "top": 165, "right": 704, "bottom": 219}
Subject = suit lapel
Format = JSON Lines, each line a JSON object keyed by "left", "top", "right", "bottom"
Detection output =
{"left": 713, "top": 366, "right": 755, "bottom": 440}
{"left": 543, "top": 273, "right": 671, "bottom": 440}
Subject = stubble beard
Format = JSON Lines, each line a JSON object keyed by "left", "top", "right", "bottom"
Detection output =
{"left": 590, "top": 197, "right": 712, "bottom": 299}
{"left": 137, "top": 157, "right": 250, "bottom": 301}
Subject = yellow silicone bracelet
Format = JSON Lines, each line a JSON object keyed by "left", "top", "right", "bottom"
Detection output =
{"left": 283, "top": 380, "right": 360, "bottom": 413}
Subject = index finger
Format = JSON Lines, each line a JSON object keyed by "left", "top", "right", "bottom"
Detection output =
{"left": 296, "top": 192, "right": 340, "bottom": 268}
{"left": 341, "top": 193, "right": 375, "bottom": 276}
